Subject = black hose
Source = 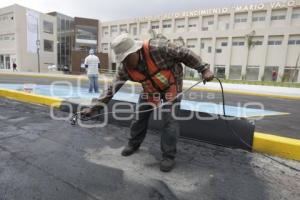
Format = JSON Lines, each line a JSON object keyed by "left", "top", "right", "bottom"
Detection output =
{"left": 214, "top": 77, "right": 300, "bottom": 172}
{"left": 71, "top": 77, "right": 300, "bottom": 172}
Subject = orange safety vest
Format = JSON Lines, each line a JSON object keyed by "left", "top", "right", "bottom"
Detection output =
{"left": 125, "top": 40, "right": 177, "bottom": 105}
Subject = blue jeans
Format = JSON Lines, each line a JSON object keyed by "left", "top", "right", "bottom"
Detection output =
{"left": 88, "top": 74, "right": 99, "bottom": 93}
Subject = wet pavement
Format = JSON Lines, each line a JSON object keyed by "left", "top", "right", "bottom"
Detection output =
{"left": 0, "top": 98, "right": 299, "bottom": 200}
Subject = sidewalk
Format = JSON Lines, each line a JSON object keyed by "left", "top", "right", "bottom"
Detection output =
{"left": 184, "top": 80, "right": 300, "bottom": 97}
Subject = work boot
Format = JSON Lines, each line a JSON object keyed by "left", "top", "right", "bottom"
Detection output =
{"left": 160, "top": 158, "right": 175, "bottom": 172}
{"left": 121, "top": 145, "right": 139, "bottom": 157}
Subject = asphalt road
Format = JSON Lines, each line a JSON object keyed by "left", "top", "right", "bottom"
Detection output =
{"left": 0, "top": 98, "right": 299, "bottom": 200}
{"left": 1, "top": 74, "right": 299, "bottom": 140}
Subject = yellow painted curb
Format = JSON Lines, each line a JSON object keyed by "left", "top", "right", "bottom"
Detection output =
{"left": 253, "top": 132, "right": 300, "bottom": 161}
{"left": 0, "top": 88, "right": 63, "bottom": 108}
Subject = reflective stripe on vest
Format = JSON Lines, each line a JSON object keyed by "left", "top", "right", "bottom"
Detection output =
{"left": 125, "top": 40, "right": 177, "bottom": 105}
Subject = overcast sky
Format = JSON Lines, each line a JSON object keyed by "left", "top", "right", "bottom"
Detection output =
{"left": 0, "top": 0, "right": 275, "bottom": 21}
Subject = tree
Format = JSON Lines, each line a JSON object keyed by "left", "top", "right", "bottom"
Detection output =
{"left": 245, "top": 30, "right": 256, "bottom": 80}
{"left": 291, "top": 52, "right": 300, "bottom": 82}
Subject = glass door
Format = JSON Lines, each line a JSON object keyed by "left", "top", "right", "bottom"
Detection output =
{"left": 5, "top": 55, "right": 11, "bottom": 69}
{"left": 0, "top": 55, "right": 4, "bottom": 69}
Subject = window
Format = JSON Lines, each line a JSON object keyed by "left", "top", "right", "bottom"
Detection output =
{"left": 0, "top": 55, "right": 4, "bottom": 69}
{"left": 216, "top": 49, "right": 222, "bottom": 53}
{"left": 229, "top": 65, "right": 242, "bottom": 80}
{"left": 292, "top": 8, "right": 300, "bottom": 19}
{"left": 208, "top": 46, "right": 212, "bottom": 53}
{"left": 76, "top": 26, "right": 97, "bottom": 40}
{"left": 0, "top": 34, "right": 15, "bottom": 41}
{"left": 163, "top": 24, "right": 172, "bottom": 28}
{"left": 246, "top": 66, "right": 260, "bottom": 81}
{"left": 44, "top": 40, "right": 54, "bottom": 52}
{"left": 175, "top": 18, "right": 185, "bottom": 31}
{"left": 221, "top": 42, "right": 228, "bottom": 46}
{"left": 120, "top": 28, "right": 127, "bottom": 33}
{"left": 235, "top": 18, "right": 247, "bottom": 23}
{"left": 0, "top": 13, "right": 13, "bottom": 23}
{"left": 102, "top": 43, "right": 108, "bottom": 51}
{"left": 214, "top": 65, "right": 226, "bottom": 78}
{"left": 111, "top": 26, "right": 118, "bottom": 33}
{"left": 208, "top": 20, "right": 214, "bottom": 25}
{"left": 254, "top": 41, "right": 263, "bottom": 45}
{"left": 201, "top": 43, "right": 205, "bottom": 49}
{"left": 43, "top": 20, "right": 53, "bottom": 34}
{"left": 268, "top": 40, "right": 282, "bottom": 45}
{"left": 120, "top": 25, "right": 127, "bottom": 33}
{"left": 151, "top": 25, "right": 159, "bottom": 29}
{"left": 188, "top": 24, "right": 196, "bottom": 27}
{"left": 232, "top": 41, "right": 244, "bottom": 46}
{"left": 225, "top": 23, "right": 230, "bottom": 30}
{"left": 288, "top": 40, "right": 300, "bottom": 45}
{"left": 283, "top": 67, "right": 299, "bottom": 82}
{"left": 271, "top": 15, "right": 286, "bottom": 20}
{"left": 188, "top": 17, "right": 198, "bottom": 30}
{"left": 163, "top": 20, "right": 172, "bottom": 29}
{"left": 202, "top": 27, "right": 208, "bottom": 31}
{"left": 292, "top": 13, "right": 300, "bottom": 19}
{"left": 187, "top": 45, "right": 196, "bottom": 48}
{"left": 131, "top": 27, "right": 137, "bottom": 35}
{"left": 252, "top": 16, "right": 265, "bottom": 22}
{"left": 102, "top": 27, "right": 109, "bottom": 37}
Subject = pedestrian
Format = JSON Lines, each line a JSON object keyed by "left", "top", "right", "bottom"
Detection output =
{"left": 84, "top": 49, "right": 100, "bottom": 93}
{"left": 82, "top": 33, "right": 214, "bottom": 172}
{"left": 13, "top": 62, "right": 17, "bottom": 71}
{"left": 272, "top": 69, "right": 277, "bottom": 82}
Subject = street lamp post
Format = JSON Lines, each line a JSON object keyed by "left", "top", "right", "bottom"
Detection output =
{"left": 36, "top": 17, "right": 40, "bottom": 73}
{"left": 36, "top": 39, "right": 40, "bottom": 73}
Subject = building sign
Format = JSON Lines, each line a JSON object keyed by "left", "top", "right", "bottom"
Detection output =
{"left": 26, "top": 9, "right": 39, "bottom": 53}
{"left": 134, "top": 0, "right": 300, "bottom": 22}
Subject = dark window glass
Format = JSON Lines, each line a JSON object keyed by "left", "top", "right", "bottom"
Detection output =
{"left": 44, "top": 40, "right": 54, "bottom": 52}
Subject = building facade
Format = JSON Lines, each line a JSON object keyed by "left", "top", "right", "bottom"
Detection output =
{"left": 47, "top": 13, "right": 109, "bottom": 74}
{"left": 1, "top": 1, "right": 299, "bottom": 81}
{"left": 0, "top": 4, "right": 57, "bottom": 73}
{"left": 100, "top": 0, "right": 300, "bottom": 82}
{"left": 48, "top": 12, "right": 74, "bottom": 72}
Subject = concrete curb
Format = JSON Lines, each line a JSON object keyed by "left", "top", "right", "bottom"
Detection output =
{"left": 253, "top": 132, "right": 300, "bottom": 161}
{"left": 0, "top": 88, "right": 299, "bottom": 161}
{"left": 0, "top": 88, "right": 62, "bottom": 108}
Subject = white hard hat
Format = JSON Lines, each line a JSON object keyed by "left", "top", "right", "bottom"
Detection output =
{"left": 111, "top": 33, "right": 143, "bottom": 62}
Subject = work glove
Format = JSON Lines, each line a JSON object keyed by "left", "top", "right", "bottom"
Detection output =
{"left": 198, "top": 63, "right": 214, "bottom": 83}
{"left": 202, "top": 67, "right": 214, "bottom": 82}
{"left": 80, "top": 98, "right": 105, "bottom": 118}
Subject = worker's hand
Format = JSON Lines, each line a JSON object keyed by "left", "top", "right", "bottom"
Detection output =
{"left": 80, "top": 98, "right": 105, "bottom": 118}
{"left": 202, "top": 67, "right": 214, "bottom": 82}
{"left": 80, "top": 107, "right": 96, "bottom": 118}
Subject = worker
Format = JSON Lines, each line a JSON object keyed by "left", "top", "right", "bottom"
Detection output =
{"left": 81, "top": 33, "right": 214, "bottom": 172}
